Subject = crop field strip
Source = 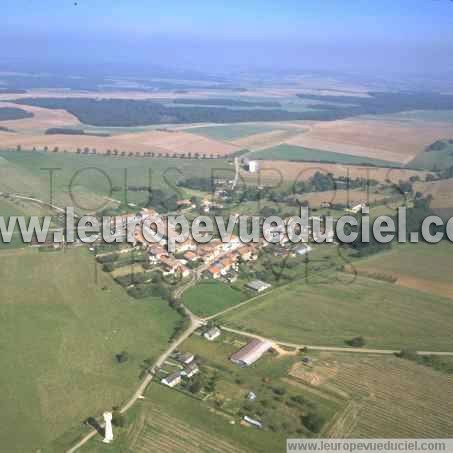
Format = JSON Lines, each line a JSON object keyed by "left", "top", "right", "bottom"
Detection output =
{"left": 128, "top": 406, "right": 247, "bottom": 453}
{"left": 325, "top": 355, "right": 453, "bottom": 438}
{"left": 250, "top": 143, "right": 402, "bottom": 167}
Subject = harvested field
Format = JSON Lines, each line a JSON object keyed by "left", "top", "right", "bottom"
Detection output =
{"left": 319, "top": 353, "right": 453, "bottom": 438}
{"left": 0, "top": 128, "right": 240, "bottom": 156}
{"left": 241, "top": 160, "right": 429, "bottom": 184}
{"left": 0, "top": 101, "right": 79, "bottom": 132}
{"left": 284, "top": 118, "right": 453, "bottom": 164}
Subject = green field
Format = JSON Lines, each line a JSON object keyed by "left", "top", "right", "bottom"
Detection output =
{"left": 0, "top": 151, "right": 232, "bottom": 210}
{"left": 222, "top": 275, "right": 453, "bottom": 351}
{"left": 0, "top": 198, "right": 27, "bottom": 249}
{"left": 352, "top": 242, "right": 453, "bottom": 299}
{"left": 185, "top": 124, "right": 278, "bottom": 141}
{"left": 409, "top": 142, "right": 453, "bottom": 170}
{"left": 0, "top": 197, "right": 56, "bottom": 249}
{"left": 183, "top": 281, "right": 246, "bottom": 317}
{"left": 373, "top": 110, "right": 453, "bottom": 123}
{"left": 0, "top": 247, "right": 179, "bottom": 452}
{"left": 251, "top": 144, "right": 402, "bottom": 167}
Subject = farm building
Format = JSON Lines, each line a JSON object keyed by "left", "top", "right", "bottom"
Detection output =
{"left": 246, "top": 280, "right": 272, "bottom": 293}
{"left": 230, "top": 339, "right": 273, "bottom": 367}
{"left": 204, "top": 326, "right": 221, "bottom": 341}
{"left": 247, "top": 391, "right": 257, "bottom": 401}
{"left": 243, "top": 416, "right": 263, "bottom": 429}
{"left": 182, "top": 362, "right": 199, "bottom": 378}
{"left": 175, "top": 352, "right": 195, "bottom": 365}
{"left": 161, "top": 371, "right": 182, "bottom": 388}
{"left": 346, "top": 203, "right": 368, "bottom": 214}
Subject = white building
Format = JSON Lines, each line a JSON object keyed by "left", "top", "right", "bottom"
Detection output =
{"left": 243, "top": 416, "right": 263, "bottom": 429}
{"left": 246, "top": 280, "right": 272, "bottom": 293}
{"left": 230, "top": 339, "right": 273, "bottom": 366}
{"left": 161, "top": 371, "right": 182, "bottom": 388}
{"left": 204, "top": 326, "right": 221, "bottom": 341}
{"left": 182, "top": 362, "right": 199, "bottom": 378}
{"left": 248, "top": 161, "right": 260, "bottom": 173}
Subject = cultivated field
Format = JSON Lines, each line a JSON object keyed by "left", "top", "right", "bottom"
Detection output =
{"left": 232, "top": 129, "right": 302, "bottom": 150}
{"left": 316, "top": 353, "right": 453, "bottom": 438}
{"left": 183, "top": 124, "right": 279, "bottom": 141}
{"left": 352, "top": 243, "right": 453, "bottom": 300}
{"left": 222, "top": 275, "right": 453, "bottom": 351}
{"left": 251, "top": 144, "right": 401, "bottom": 167}
{"left": 0, "top": 128, "right": 240, "bottom": 157}
{"left": 0, "top": 247, "right": 179, "bottom": 452}
{"left": 0, "top": 100, "right": 80, "bottom": 132}
{"left": 127, "top": 402, "right": 246, "bottom": 453}
{"left": 284, "top": 118, "right": 453, "bottom": 164}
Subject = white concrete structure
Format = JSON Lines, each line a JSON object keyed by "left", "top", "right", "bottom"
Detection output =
{"left": 103, "top": 412, "right": 114, "bottom": 444}
{"left": 248, "top": 160, "right": 260, "bottom": 173}
{"left": 204, "top": 326, "right": 221, "bottom": 341}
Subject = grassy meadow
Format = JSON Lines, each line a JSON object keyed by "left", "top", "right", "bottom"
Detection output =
{"left": 0, "top": 247, "right": 179, "bottom": 452}
{"left": 352, "top": 242, "right": 453, "bottom": 300}
{"left": 182, "top": 281, "right": 247, "bottom": 317}
{"left": 409, "top": 143, "right": 453, "bottom": 170}
{"left": 184, "top": 124, "right": 278, "bottom": 141}
{"left": 221, "top": 275, "right": 453, "bottom": 351}
{"left": 0, "top": 151, "right": 232, "bottom": 210}
{"left": 251, "top": 144, "right": 402, "bottom": 167}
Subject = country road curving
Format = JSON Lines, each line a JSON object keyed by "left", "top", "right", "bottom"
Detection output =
{"left": 66, "top": 281, "right": 203, "bottom": 453}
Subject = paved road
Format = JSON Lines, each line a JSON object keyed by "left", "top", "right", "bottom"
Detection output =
{"left": 5, "top": 193, "right": 68, "bottom": 214}
{"left": 220, "top": 326, "right": 453, "bottom": 357}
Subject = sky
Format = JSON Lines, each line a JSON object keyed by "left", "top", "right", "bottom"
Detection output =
{"left": 2, "top": 0, "right": 453, "bottom": 77}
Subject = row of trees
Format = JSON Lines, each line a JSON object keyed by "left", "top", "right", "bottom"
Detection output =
{"left": 14, "top": 144, "right": 223, "bottom": 160}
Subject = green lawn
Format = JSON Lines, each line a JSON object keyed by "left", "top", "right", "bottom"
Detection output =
{"left": 185, "top": 124, "right": 277, "bottom": 141}
{"left": 0, "top": 247, "right": 179, "bottom": 452}
{"left": 251, "top": 144, "right": 402, "bottom": 167}
{"left": 222, "top": 275, "right": 453, "bottom": 351}
{"left": 183, "top": 281, "right": 246, "bottom": 317}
